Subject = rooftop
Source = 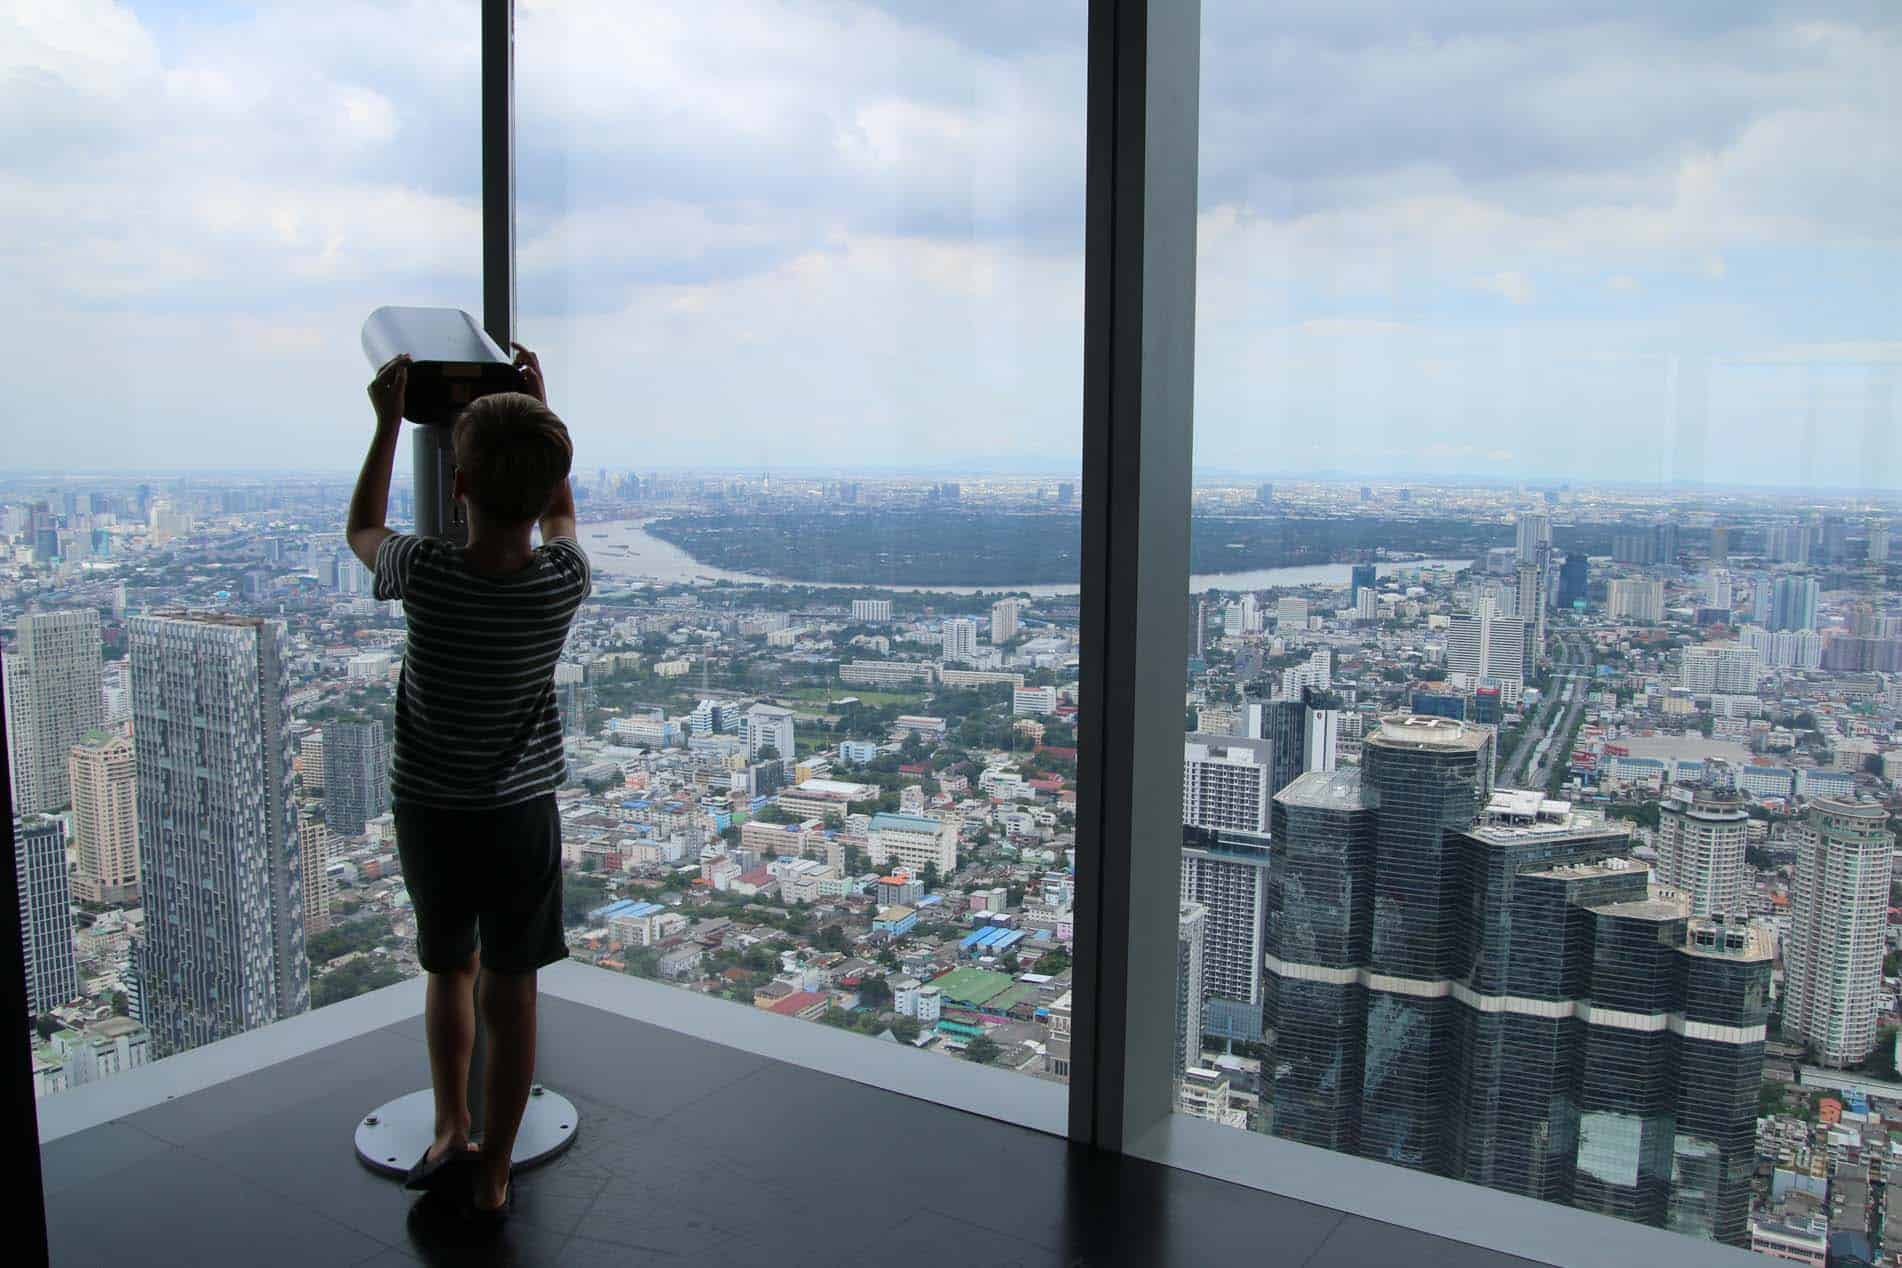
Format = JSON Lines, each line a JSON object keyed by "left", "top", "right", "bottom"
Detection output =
{"left": 869, "top": 812, "right": 945, "bottom": 833}
{"left": 1368, "top": 714, "right": 1494, "bottom": 752}
{"left": 1274, "top": 767, "right": 1372, "bottom": 810}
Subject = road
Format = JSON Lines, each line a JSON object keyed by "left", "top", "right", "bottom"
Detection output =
{"left": 1502, "top": 631, "right": 1595, "bottom": 789}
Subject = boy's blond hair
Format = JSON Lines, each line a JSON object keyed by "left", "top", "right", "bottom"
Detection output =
{"left": 452, "top": 391, "right": 572, "bottom": 524}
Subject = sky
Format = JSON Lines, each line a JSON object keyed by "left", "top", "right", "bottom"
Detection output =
{"left": 2, "top": 0, "right": 1898, "bottom": 488}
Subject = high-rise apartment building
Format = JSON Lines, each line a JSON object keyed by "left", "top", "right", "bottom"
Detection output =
{"left": 16, "top": 813, "right": 78, "bottom": 1016}
{"left": 850, "top": 598, "right": 892, "bottom": 623}
{"left": 1445, "top": 600, "right": 1527, "bottom": 704}
{"left": 990, "top": 597, "right": 1022, "bottom": 644}
{"left": 1515, "top": 510, "right": 1552, "bottom": 563}
{"left": 130, "top": 614, "right": 307, "bottom": 1058}
{"left": 68, "top": 730, "right": 140, "bottom": 903}
{"left": 1607, "top": 578, "right": 1664, "bottom": 624}
{"left": 3, "top": 608, "right": 105, "bottom": 813}
{"left": 321, "top": 719, "right": 388, "bottom": 836}
{"left": 1350, "top": 563, "right": 1377, "bottom": 604}
{"left": 1179, "top": 826, "right": 1271, "bottom": 1043}
{"left": 1515, "top": 559, "right": 1545, "bottom": 640}
{"left": 941, "top": 617, "right": 979, "bottom": 663}
{"left": 1182, "top": 735, "right": 1272, "bottom": 834}
{"left": 745, "top": 703, "right": 795, "bottom": 761}
{"left": 1706, "top": 568, "right": 1732, "bottom": 610}
{"left": 1654, "top": 787, "right": 1749, "bottom": 916}
{"left": 299, "top": 814, "right": 334, "bottom": 937}
{"left": 1783, "top": 798, "right": 1894, "bottom": 1068}
{"left": 1678, "top": 643, "right": 1763, "bottom": 694}
{"left": 1175, "top": 902, "right": 1207, "bottom": 1079}
{"left": 1769, "top": 576, "right": 1819, "bottom": 632}
{"left": 1265, "top": 724, "right": 1769, "bottom": 1246}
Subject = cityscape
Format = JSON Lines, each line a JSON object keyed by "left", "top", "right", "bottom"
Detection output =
{"left": 8, "top": 468, "right": 1901, "bottom": 1258}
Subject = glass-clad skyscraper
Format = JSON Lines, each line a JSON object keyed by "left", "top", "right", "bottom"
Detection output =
{"left": 1359, "top": 715, "right": 1494, "bottom": 1171}
{"left": 1261, "top": 715, "right": 1770, "bottom": 1246}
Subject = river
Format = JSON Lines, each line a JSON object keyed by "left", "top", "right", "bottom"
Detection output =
{"left": 579, "top": 519, "right": 1473, "bottom": 596}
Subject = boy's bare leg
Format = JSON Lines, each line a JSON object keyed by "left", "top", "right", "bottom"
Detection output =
{"left": 475, "top": 967, "right": 537, "bottom": 1209}
{"left": 423, "top": 953, "right": 479, "bottom": 1162}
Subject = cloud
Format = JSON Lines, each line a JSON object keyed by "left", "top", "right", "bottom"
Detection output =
{"left": 1472, "top": 271, "right": 1536, "bottom": 304}
{"left": 0, "top": 0, "right": 1899, "bottom": 490}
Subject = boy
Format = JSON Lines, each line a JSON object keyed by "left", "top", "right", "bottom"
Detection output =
{"left": 346, "top": 344, "right": 590, "bottom": 1220}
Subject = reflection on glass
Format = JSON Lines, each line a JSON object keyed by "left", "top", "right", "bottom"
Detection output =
{"left": 1177, "top": 0, "right": 1898, "bottom": 1254}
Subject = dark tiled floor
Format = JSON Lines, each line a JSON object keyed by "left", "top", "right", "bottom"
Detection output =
{"left": 41, "top": 996, "right": 1542, "bottom": 1266}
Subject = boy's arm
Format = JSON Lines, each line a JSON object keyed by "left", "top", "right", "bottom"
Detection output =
{"left": 347, "top": 355, "right": 410, "bottom": 570}
{"left": 539, "top": 477, "right": 578, "bottom": 543}
{"left": 513, "top": 342, "right": 578, "bottom": 545}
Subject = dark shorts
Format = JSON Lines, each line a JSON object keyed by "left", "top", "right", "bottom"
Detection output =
{"left": 394, "top": 794, "right": 569, "bottom": 975}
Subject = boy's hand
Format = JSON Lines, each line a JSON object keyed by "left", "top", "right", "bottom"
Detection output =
{"left": 369, "top": 354, "right": 410, "bottom": 426}
{"left": 512, "top": 342, "right": 546, "bottom": 405}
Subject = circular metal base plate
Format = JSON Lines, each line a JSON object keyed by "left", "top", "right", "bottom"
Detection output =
{"left": 354, "top": 1085, "right": 579, "bottom": 1178}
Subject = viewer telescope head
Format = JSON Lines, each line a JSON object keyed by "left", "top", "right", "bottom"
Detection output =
{"left": 360, "top": 306, "right": 527, "bottom": 426}
{"left": 362, "top": 306, "right": 528, "bottom": 542}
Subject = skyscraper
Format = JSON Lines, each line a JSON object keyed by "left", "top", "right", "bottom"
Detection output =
{"left": 1783, "top": 798, "right": 1894, "bottom": 1068}
{"left": 2, "top": 608, "right": 105, "bottom": 813}
{"left": 1515, "top": 559, "right": 1547, "bottom": 656}
{"left": 1265, "top": 723, "right": 1770, "bottom": 1247}
{"left": 68, "top": 730, "right": 140, "bottom": 903}
{"left": 15, "top": 813, "right": 77, "bottom": 1016}
{"left": 1445, "top": 600, "right": 1528, "bottom": 704}
{"left": 321, "top": 719, "right": 389, "bottom": 836}
{"left": 130, "top": 613, "right": 307, "bottom": 1058}
{"left": 1182, "top": 735, "right": 1273, "bottom": 834}
{"left": 1349, "top": 563, "right": 1377, "bottom": 604}
{"left": 1769, "top": 575, "right": 1820, "bottom": 632}
{"left": 1301, "top": 687, "right": 1341, "bottom": 774}
{"left": 941, "top": 616, "right": 979, "bottom": 663}
{"left": 1557, "top": 552, "right": 1589, "bottom": 610}
{"left": 1245, "top": 694, "right": 1307, "bottom": 799}
{"left": 1655, "top": 787, "right": 1750, "bottom": 917}
{"left": 1515, "top": 510, "right": 1552, "bottom": 564}
{"left": 1175, "top": 902, "right": 1207, "bottom": 1079}
{"left": 1179, "top": 826, "right": 1271, "bottom": 1043}
{"left": 1266, "top": 768, "right": 1377, "bottom": 1153}
{"left": 1358, "top": 717, "right": 1495, "bottom": 1172}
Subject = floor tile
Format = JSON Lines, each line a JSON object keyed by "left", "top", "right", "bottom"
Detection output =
{"left": 46, "top": 1149, "right": 388, "bottom": 1268}
{"left": 1305, "top": 1216, "right": 1543, "bottom": 1268}
{"left": 38, "top": 1120, "right": 173, "bottom": 1196}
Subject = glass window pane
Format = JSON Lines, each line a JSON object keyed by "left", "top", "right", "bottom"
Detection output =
{"left": 517, "top": 0, "right": 1085, "bottom": 1107}
{"left": 6, "top": 0, "right": 478, "bottom": 1089}
{"left": 1177, "top": 1, "right": 1896, "bottom": 1255}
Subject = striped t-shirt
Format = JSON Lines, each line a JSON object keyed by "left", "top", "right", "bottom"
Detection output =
{"left": 374, "top": 534, "right": 591, "bottom": 810}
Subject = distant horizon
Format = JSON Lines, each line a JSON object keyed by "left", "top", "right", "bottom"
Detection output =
{"left": 0, "top": 462, "right": 1897, "bottom": 501}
